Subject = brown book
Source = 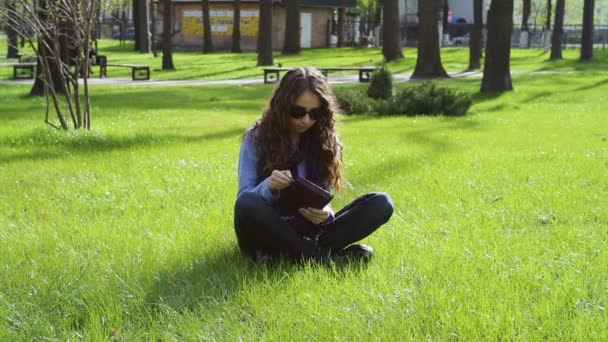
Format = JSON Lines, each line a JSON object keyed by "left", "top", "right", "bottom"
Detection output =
{"left": 281, "top": 176, "right": 333, "bottom": 211}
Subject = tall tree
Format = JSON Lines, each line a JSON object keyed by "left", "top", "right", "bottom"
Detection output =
{"left": 522, "top": 0, "right": 531, "bottom": 31}
{"left": 545, "top": 0, "right": 552, "bottom": 29}
{"left": 481, "top": 0, "right": 514, "bottom": 92}
{"left": 382, "top": 0, "right": 403, "bottom": 62}
{"left": 134, "top": 0, "right": 150, "bottom": 53}
{"left": 5, "top": 0, "right": 20, "bottom": 58}
{"left": 202, "top": 0, "right": 213, "bottom": 53}
{"left": 161, "top": 0, "right": 174, "bottom": 69}
{"left": 282, "top": 0, "right": 301, "bottom": 54}
{"left": 337, "top": 7, "right": 345, "bottom": 47}
{"left": 468, "top": 0, "right": 483, "bottom": 70}
{"left": 411, "top": 0, "right": 446, "bottom": 79}
{"left": 520, "top": 0, "right": 531, "bottom": 47}
{"left": 257, "top": 0, "right": 273, "bottom": 66}
{"left": 133, "top": 0, "right": 140, "bottom": 49}
{"left": 580, "top": 0, "right": 594, "bottom": 61}
{"left": 231, "top": 0, "right": 241, "bottom": 52}
{"left": 550, "top": 0, "right": 565, "bottom": 60}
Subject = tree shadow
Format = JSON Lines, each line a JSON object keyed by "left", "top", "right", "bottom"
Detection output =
{"left": 347, "top": 117, "right": 480, "bottom": 187}
{"left": 574, "top": 78, "right": 608, "bottom": 92}
{"left": 521, "top": 91, "right": 553, "bottom": 104}
{"left": 0, "top": 126, "right": 246, "bottom": 164}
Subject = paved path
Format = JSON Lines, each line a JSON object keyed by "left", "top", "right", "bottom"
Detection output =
{"left": 0, "top": 70, "right": 581, "bottom": 87}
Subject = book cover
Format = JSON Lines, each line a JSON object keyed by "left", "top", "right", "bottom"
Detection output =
{"left": 281, "top": 177, "right": 333, "bottom": 211}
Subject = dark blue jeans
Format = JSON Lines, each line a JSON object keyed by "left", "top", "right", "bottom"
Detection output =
{"left": 234, "top": 192, "right": 394, "bottom": 260}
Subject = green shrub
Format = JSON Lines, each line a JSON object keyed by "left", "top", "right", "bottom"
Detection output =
{"left": 335, "top": 82, "right": 472, "bottom": 116}
{"left": 334, "top": 89, "right": 375, "bottom": 115}
{"left": 367, "top": 66, "right": 393, "bottom": 99}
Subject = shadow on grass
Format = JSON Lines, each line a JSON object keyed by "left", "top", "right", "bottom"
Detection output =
{"left": 347, "top": 116, "right": 479, "bottom": 187}
{"left": 145, "top": 247, "right": 371, "bottom": 315}
{"left": 574, "top": 78, "right": 608, "bottom": 92}
{"left": 0, "top": 126, "right": 246, "bottom": 163}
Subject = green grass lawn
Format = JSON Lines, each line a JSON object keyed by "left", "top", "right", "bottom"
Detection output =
{"left": 1, "top": 49, "right": 608, "bottom": 339}
{"left": 2, "top": 38, "right": 608, "bottom": 81}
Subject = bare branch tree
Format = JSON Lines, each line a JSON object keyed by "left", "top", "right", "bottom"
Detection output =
{"left": 3, "top": 0, "right": 101, "bottom": 130}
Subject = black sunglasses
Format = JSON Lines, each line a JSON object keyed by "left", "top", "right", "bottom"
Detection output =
{"left": 289, "top": 105, "right": 324, "bottom": 120}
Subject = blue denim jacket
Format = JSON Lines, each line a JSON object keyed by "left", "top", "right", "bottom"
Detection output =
{"left": 237, "top": 128, "right": 335, "bottom": 222}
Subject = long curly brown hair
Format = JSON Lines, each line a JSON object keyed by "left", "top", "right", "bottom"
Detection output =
{"left": 251, "top": 67, "right": 343, "bottom": 190}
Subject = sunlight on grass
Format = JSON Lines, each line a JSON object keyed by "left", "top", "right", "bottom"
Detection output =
{"left": 2, "top": 38, "right": 607, "bottom": 81}
{"left": 1, "top": 61, "right": 607, "bottom": 339}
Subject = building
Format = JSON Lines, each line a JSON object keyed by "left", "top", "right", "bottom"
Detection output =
{"left": 160, "top": 0, "right": 356, "bottom": 50}
{"left": 398, "top": 0, "right": 487, "bottom": 24}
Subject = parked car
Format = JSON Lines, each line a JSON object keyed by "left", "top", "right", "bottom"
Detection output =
{"left": 452, "top": 33, "right": 470, "bottom": 46}
{"left": 112, "top": 28, "right": 135, "bottom": 40}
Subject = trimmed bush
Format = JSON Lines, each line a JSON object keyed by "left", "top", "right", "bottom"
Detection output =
{"left": 336, "top": 82, "right": 472, "bottom": 117}
{"left": 367, "top": 66, "right": 393, "bottom": 99}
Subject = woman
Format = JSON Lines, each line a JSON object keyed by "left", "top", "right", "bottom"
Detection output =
{"left": 235, "top": 67, "right": 393, "bottom": 263}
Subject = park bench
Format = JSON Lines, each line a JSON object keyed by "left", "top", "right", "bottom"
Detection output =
{"left": 0, "top": 53, "right": 37, "bottom": 79}
{"left": 13, "top": 63, "right": 37, "bottom": 79}
{"left": 263, "top": 66, "right": 377, "bottom": 84}
{"left": 96, "top": 55, "right": 150, "bottom": 81}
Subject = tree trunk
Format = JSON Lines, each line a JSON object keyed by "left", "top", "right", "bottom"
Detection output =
{"left": 481, "top": 0, "right": 514, "bottom": 93}
{"left": 442, "top": 0, "right": 449, "bottom": 34}
{"left": 202, "top": 0, "right": 213, "bottom": 53}
{"left": 134, "top": 0, "right": 150, "bottom": 53}
{"left": 6, "top": 1, "right": 20, "bottom": 58}
{"left": 151, "top": 1, "right": 158, "bottom": 57}
{"left": 337, "top": 7, "right": 345, "bottom": 47}
{"left": 133, "top": 0, "right": 140, "bottom": 49}
{"left": 580, "top": 0, "right": 594, "bottom": 61}
{"left": 522, "top": 0, "right": 531, "bottom": 31}
{"left": 282, "top": 0, "right": 301, "bottom": 54}
{"left": 411, "top": 0, "right": 446, "bottom": 79}
{"left": 162, "top": 0, "right": 175, "bottom": 69}
{"left": 231, "top": 0, "right": 242, "bottom": 52}
{"left": 550, "top": 0, "right": 564, "bottom": 60}
{"left": 468, "top": 0, "right": 483, "bottom": 70}
{"left": 257, "top": 0, "right": 273, "bottom": 66}
{"left": 545, "top": 0, "right": 552, "bottom": 30}
{"left": 382, "top": 0, "right": 404, "bottom": 62}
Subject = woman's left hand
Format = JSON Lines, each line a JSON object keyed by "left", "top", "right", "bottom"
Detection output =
{"left": 298, "top": 206, "right": 330, "bottom": 225}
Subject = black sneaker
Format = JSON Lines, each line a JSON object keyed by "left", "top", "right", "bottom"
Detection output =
{"left": 333, "top": 244, "right": 374, "bottom": 262}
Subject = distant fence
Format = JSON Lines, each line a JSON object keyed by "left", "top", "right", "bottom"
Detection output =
{"left": 328, "top": 19, "right": 608, "bottom": 50}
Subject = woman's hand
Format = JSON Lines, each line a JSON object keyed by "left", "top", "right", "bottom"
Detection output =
{"left": 268, "top": 170, "right": 293, "bottom": 191}
{"left": 298, "top": 206, "right": 330, "bottom": 225}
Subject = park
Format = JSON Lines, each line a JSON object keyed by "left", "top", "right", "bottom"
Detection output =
{"left": 1, "top": 0, "right": 607, "bottom": 340}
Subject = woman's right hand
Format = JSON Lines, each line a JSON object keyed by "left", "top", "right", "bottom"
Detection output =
{"left": 268, "top": 170, "right": 293, "bottom": 191}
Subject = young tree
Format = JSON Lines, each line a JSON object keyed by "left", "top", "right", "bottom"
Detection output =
{"left": 202, "top": 0, "right": 213, "bottom": 53}
{"left": 382, "top": 0, "right": 403, "bottom": 62}
{"left": 550, "top": 0, "right": 565, "bottom": 59}
{"left": 162, "top": 0, "right": 175, "bottom": 69}
{"left": 545, "top": 0, "right": 552, "bottom": 29}
{"left": 134, "top": 0, "right": 150, "bottom": 53}
{"left": 337, "top": 7, "right": 345, "bottom": 47}
{"left": 580, "top": 0, "right": 594, "bottom": 61}
{"left": 257, "top": 0, "right": 273, "bottom": 66}
{"left": 411, "top": 0, "right": 446, "bottom": 78}
{"left": 5, "top": 0, "right": 19, "bottom": 58}
{"left": 282, "top": 0, "right": 301, "bottom": 54}
{"left": 468, "top": 0, "right": 483, "bottom": 70}
{"left": 481, "top": 0, "right": 514, "bottom": 92}
{"left": 520, "top": 0, "right": 531, "bottom": 47}
{"left": 5, "top": 0, "right": 100, "bottom": 129}
{"left": 231, "top": 0, "right": 241, "bottom": 52}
